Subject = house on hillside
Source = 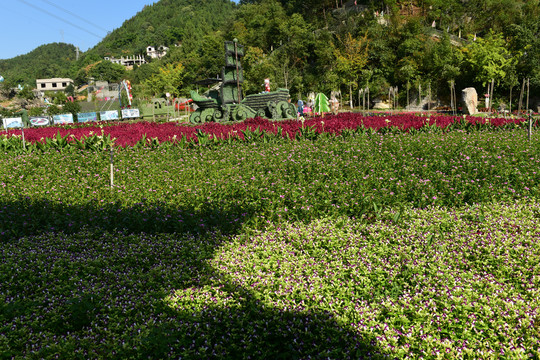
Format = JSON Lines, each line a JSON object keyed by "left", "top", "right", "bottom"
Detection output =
{"left": 87, "top": 80, "right": 119, "bottom": 102}
{"left": 35, "top": 78, "right": 74, "bottom": 98}
{"left": 104, "top": 55, "right": 147, "bottom": 68}
{"left": 146, "top": 45, "right": 169, "bottom": 59}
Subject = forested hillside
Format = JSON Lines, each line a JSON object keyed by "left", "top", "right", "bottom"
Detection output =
{"left": 0, "top": 43, "right": 77, "bottom": 86}
{"left": 1, "top": 0, "right": 539, "bottom": 109}
{"left": 221, "top": 0, "right": 540, "bottom": 106}
{"left": 86, "top": 0, "right": 237, "bottom": 57}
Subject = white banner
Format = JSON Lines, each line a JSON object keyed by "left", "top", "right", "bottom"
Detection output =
{"left": 121, "top": 108, "right": 140, "bottom": 119}
{"left": 100, "top": 110, "right": 119, "bottom": 121}
{"left": 29, "top": 116, "right": 50, "bottom": 126}
{"left": 53, "top": 114, "right": 74, "bottom": 124}
{"left": 3, "top": 117, "right": 24, "bottom": 129}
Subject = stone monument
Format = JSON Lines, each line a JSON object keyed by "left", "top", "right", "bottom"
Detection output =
{"left": 461, "top": 87, "right": 478, "bottom": 115}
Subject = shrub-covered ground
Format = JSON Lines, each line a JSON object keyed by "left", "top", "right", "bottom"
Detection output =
{"left": 1, "top": 124, "right": 540, "bottom": 358}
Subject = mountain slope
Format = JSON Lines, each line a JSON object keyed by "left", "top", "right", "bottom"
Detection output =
{"left": 86, "top": 0, "right": 237, "bottom": 58}
{"left": 0, "top": 43, "right": 77, "bottom": 86}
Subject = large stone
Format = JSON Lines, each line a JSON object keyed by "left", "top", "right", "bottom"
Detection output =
{"left": 373, "top": 100, "right": 391, "bottom": 110}
{"left": 461, "top": 87, "right": 478, "bottom": 115}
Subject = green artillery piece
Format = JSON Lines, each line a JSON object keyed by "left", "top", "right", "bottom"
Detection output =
{"left": 189, "top": 40, "right": 296, "bottom": 124}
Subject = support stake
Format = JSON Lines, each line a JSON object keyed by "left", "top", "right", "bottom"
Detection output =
{"left": 528, "top": 111, "right": 533, "bottom": 143}
{"left": 22, "top": 127, "right": 26, "bottom": 150}
{"left": 110, "top": 148, "right": 114, "bottom": 188}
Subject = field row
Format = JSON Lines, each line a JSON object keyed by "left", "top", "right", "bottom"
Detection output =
{"left": 2, "top": 128, "right": 539, "bottom": 358}
{"left": 0, "top": 113, "right": 534, "bottom": 149}
{"left": 1, "top": 130, "right": 538, "bottom": 239}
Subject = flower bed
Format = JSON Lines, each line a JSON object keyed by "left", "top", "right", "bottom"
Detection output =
{"left": 0, "top": 113, "right": 531, "bottom": 149}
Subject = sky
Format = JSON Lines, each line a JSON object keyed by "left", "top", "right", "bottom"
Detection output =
{"left": 0, "top": 0, "right": 239, "bottom": 60}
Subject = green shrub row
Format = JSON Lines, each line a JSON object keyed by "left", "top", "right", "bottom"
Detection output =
{"left": 1, "top": 129, "right": 539, "bottom": 241}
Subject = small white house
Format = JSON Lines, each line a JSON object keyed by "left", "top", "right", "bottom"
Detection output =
{"left": 36, "top": 78, "right": 73, "bottom": 92}
{"left": 35, "top": 78, "right": 74, "bottom": 97}
{"left": 146, "top": 45, "right": 169, "bottom": 59}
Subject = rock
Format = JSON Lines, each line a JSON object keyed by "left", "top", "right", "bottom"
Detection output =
{"left": 373, "top": 100, "right": 391, "bottom": 110}
{"left": 461, "top": 87, "right": 478, "bottom": 115}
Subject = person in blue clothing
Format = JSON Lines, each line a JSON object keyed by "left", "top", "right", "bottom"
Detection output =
{"left": 297, "top": 98, "right": 304, "bottom": 117}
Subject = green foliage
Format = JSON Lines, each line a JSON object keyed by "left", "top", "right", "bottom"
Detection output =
{"left": 83, "top": 0, "right": 236, "bottom": 60}
{"left": 62, "top": 101, "right": 81, "bottom": 117}
{"left": 2, "top": 0, "right": 540, "bottom": 103}
{"left": 16, "top": 85, "right": 35, "bottom": 100}
{"left": 423, "top": 33, "right": 463, "bottom": 93}
{"left": 145, "top": 63, "right": 185, "bottom": 97}
{"left": 48, "top": 91, "right": 67, "bottom": 105}
{"left": 462, "top": 30, "right": 519, "bottom": 87}
{"left": 64, "top": 84, "right": 75, "bottom": 97}
{"left": 46, "top": 104, "right": 62, "bottom": 116}
{"left": 0, "top": 43, "right": 76, "bottom": 86}
{"left": 507, "top": 16, "right": 540, "bottom": 89}
{"left": 1, "top": 127, "right": 540, "bottom": 358}
{"left": 27, "top": 107, "right": 45, "bottom": 116}
{"left": 84, "top": 61, "right": 127, "bottom": 83}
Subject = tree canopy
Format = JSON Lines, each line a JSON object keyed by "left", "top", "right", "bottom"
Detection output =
{"left": 1, "top": 0, "right": 539, "bottom": 106}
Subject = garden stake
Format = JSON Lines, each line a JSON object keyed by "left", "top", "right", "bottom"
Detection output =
{"left": 22, "top": 127, "right": 26, "bottom": 150}
{"left": 528, "top": 111, "right": 533, "bottom": 143}
{"left": 110, "top": 148, "right": 114, "bottom": 188}
{"left": 526, "top": 78, "right": 530, "bottom": 114}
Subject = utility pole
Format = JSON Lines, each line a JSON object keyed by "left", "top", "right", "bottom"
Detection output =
{"left": 76, "top": 47, "right": 79, "bottom": 61}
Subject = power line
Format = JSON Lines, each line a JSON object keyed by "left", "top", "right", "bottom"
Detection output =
{"left": 36, "top": 0, "right": 110, "bottom": 33}
{"left": 1, "top": 4, "right": 93, "bottom": 59}
{"left": 16, "top": 0, "right": 104, "bottom": 39}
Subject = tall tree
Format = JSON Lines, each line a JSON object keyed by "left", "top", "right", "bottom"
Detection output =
{"left": 461, "top": 30, "right": 519, "bottom": 89}
{"left": 334, "top": 33, "right": 369, "bottom": 107}
{"left": 145, "top": 63, "right": 185, "bottom": 97}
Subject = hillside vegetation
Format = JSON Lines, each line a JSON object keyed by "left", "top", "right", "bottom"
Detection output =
{"left": 86, "top": 0, "right": 237, "bottom": 57}
{"left": 1, "top": 0, "right": 539, "bottom": 108}
{"left": 0, "top": 43, "right": 77, "bottom": 85}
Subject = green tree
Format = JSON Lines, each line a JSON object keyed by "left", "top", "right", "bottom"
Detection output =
{"left": 462, "top": 30, "right": 519, "bottom": 88}
{"left": 270, "top": 13, "right": 313, "bottom": 93}
{"left": 28, "top": 107, "right": 44, "bottom": 116}
{"left": 423, "top": 33, "right": 463, "bottom": 96}
{"left": 46, "top": 104, "right": 62, "bottom": 115}
{"left": 145, "top": 63, "right": 185, "bottom": 97}
{"left": 86, "top": 61, "right": 127, "bottom": 83}
{"left": 48, "top": 91, "right": 67, "bottom": 105}
{"left": 64, "top": 84, "right": 75, "bottom": 97}
{"left": 305, "top": 29, "right": 338, "bottom": 93}
{"left": 63, "top": 100, "right": 81, "bottom": 116}
{"left": 231, "top": 0, "right": 287, "bottom": 52}
{"left": 0, "top": 78, "right": 15, "bottom": 98}
{"left": 243, "top": 46, "right": 276, "bottom": 94}
{"left": 334, "top": 33, "right": 369, "bottom": 107}
{"left": 508, "top": 16, "right": 540, "bottom": 92}
{"left": 17, "top": 85, "right": 35, "bottom": 100}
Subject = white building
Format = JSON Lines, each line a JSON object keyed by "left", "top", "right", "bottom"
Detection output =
{"left": 35, "top": 78, "right": 74, "bottom": 97}
{"left": 146, "top": 45, "right": 169, "bottom": 59}
{"left": 36, "top": 78, "right": 74, "bottom": 92}
{"left": 104, "top": 55, "right": 147, "bottom": 68}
